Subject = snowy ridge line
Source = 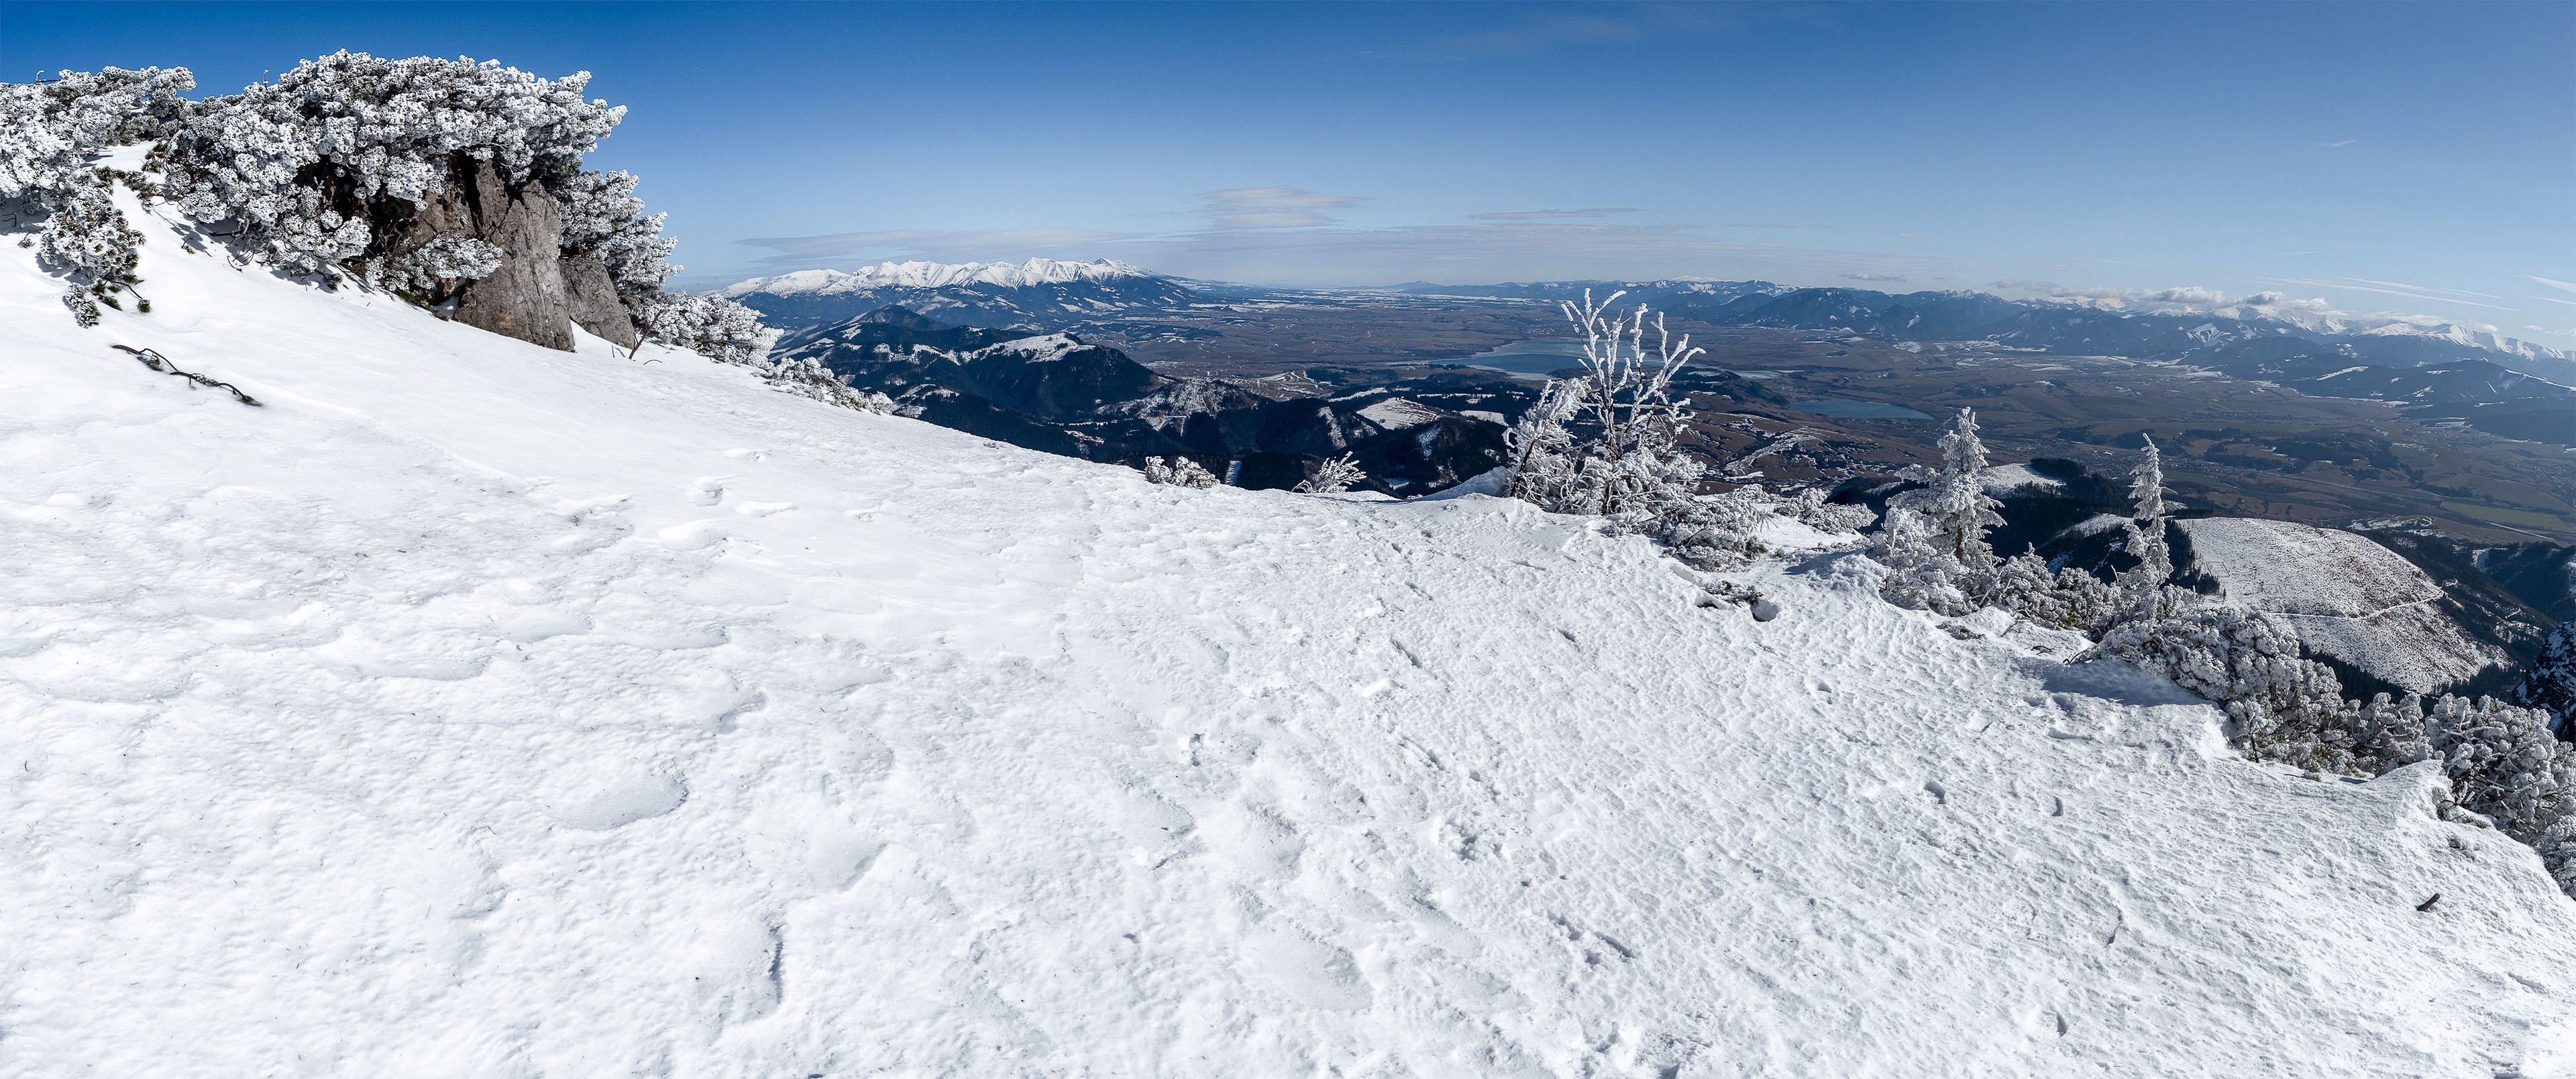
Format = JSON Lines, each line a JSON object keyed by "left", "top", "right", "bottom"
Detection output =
{"left": 717, "top": 258, "right": 1157, "bottom": 296}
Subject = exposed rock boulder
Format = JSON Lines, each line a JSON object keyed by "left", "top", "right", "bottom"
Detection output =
{"left": 378, "top": 154, "right": 602, "bottom": 352}
{"left": 562, "top": 254, "right": 639, "bottom": 349}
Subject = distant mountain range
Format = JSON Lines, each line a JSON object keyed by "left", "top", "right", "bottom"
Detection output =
{"left": 717, "top": 264, "right": 2575, "bottom": 435}
{"left": 719, "top": 258, "right": 1195, "bottom": 329}
{"left": 1396, "top": 278, "right": 2571, "bottom": 376}
{"left": 769, "top": 306, "right": 1513, "bottom": 491}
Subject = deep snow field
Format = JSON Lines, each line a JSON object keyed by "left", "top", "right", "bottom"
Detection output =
{"left": 8, "top": 188, "right": 2576, "bottom": 1078}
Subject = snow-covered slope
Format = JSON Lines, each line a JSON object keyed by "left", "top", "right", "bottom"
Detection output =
{"left": 9, "top": 197, "right": 2576, "bottom": 1076}
{"left": 2176, "top": 518, "right": 2510, "bottom": 693}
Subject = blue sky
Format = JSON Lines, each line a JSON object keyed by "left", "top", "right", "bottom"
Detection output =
{"left": 6, "top": 1, "right": 2571, "bottom": 338}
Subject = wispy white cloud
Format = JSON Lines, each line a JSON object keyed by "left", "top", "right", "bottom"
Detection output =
{"left": 2253, "top": 276, "right": 2516, "bottom": 310}
{"left": 1468, "top": 207, "right": 1640, "bottom": 221}
{"left": 1197, "top": 186, "right": 1370, "bottom": 229}
{"left": 1840, "top": 272, "right": 1907, "bottom": 282}
{"left": 2317, "top": 139, "right": 2357, "bottom": 148}
{"left": 2531, "top": 275, "right": 2576, "bottom": 294}
{"left": 2344, "top": 277, "right": 2503, "bottom": 300}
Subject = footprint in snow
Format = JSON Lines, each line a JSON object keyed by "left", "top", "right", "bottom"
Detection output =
{"left": 690, "top": 477, "right": 725, "bottom": 506}
{"left": 734, "top": 501, "right": 796, "bottom": 517}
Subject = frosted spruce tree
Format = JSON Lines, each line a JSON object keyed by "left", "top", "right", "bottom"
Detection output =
{"left": 1876, "top": 408, "right": 2003, "bottom": 616}
{"left": 2116, "top": 437, "right": 2180, "bottom": 621}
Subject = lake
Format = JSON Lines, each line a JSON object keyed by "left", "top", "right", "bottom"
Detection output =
{"left": 1794, "top": 399, "right": 1935, "bottom": 420}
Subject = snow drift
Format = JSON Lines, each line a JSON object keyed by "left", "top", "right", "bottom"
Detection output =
{"left": 8, "top": 186, "right": 2576, "bottom": 1077}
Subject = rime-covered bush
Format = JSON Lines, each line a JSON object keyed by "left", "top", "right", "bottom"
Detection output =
{"left": 2516, "top": 625, "right": 2576, "bottom": 736}
{"left": 1874, "top": 506, "right": 1974, "bottom": 614}
{"left": 1143, "top": 456, "right": 1220, "bottom": 489}
{"left": 374, "top": 235, "right": 502, "bottom": 296}
{"left": 633, "top": 292, "right": 777, "bottom": 365}
{"left": 759, "top": 354, "right": 900, "bottom": 414}
{"left": 1780, "top": 487, "right": 1878, "bottom": 535}
{"left": 2098, "top": 604, "right": 2381, "bottom": 773}
{"left": 1505, "top": 290, "right": 1786, "bottom": 569}
{"left": 162, "top": 52, "right": 623, "bottom": 276}
{"left": 1, "top": 66, "right": 193, "bottom": 203}
{"left": 1988, "top": 552, "right": 2121, "bottom": 633}
{"left": 1507, "top": 291, "right": 1705, "bottom": 517}
{"left": 2428, "top": 695, "right": 2575, "bottom": 880}
{"left": 37, "top": 175, "right": 144, "bottom": 325}
{"left": 555, "top": 168, "right": 677, "bottom": 295}
{"left": 1300, "top": 453, "right": 1366, "bottom": 494}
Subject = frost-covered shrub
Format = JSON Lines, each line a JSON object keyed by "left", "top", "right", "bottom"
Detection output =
{"left": 1988, "top": 552, "right": 2120, "bottom": 633}
{"left": 2516, "top": 625, "right": 2576, "bottom": 736}
{"left": 759, "top": 353, "right": 900, "bottom": 414}
{"left": 1143, "top": 456, "right": 1220, "bottom": 489}
{"left": 1874, "top": 506, "right": 1976, "bottom": 616}
{"left": 555, "top": 168, "right": 677, "bottom": 296}
{"left": 373, "top": 235, "right": 502, "bottom": 296}
{"left": 2099, "top": 604, "right": 2383, "bottom": 774}
{"left": 633, "top": 292, "right": 777, "bottom": 365}
{"left": 1780, "top": 487, "right": 1878, "bottom": 535}
{"left": 1, "top": 66, "right": 193, "bottom": 203}
{"left": 37, "top": 174, "right": 144, "bottom": 325}
{"left": 2428, "top": 695, "right": 2572, "bottom": 836}
{"left": 1300, "top": 453, "right": 1365, "bottom": 494}
{"left": 162, "top": 52, "right": 622, "bottom": 276}
{"left": 1504, "top": 290, "right": 1782, "bottom": 569}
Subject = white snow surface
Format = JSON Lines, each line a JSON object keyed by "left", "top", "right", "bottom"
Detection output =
{"left": 1357, "top": 398, "right": 1445, "bottom": 431}
{"left": 2176, "top": 518, "right": 2508, "bottom": 693}
{"left": 717, "top": 258, "right": 1155, "bottom": 297}
{"left": 1979, "top": 463, "right": 2063, "bottom": 494}
{"left": 7, "top": 195, "right": 2576, "bottom": 1076}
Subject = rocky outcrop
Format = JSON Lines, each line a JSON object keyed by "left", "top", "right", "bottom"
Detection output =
{"left": 380, "top": 153, "right": 628, "bottom": 353}
{"left": 562, "top": 254, "right": 639, "bottom": 349}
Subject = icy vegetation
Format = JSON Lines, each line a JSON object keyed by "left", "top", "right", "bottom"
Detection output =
{"left": 3, "top": 54, "right": 773, "bottom": 370}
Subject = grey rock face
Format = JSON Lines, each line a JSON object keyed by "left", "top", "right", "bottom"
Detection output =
{"left": 448, "top": 158, "right": 573, "bottom": 351}
{"left": 562, "top": 254, "right": 639, "bottom": 349}
{"left": 384, "top": 154, "right": 576, "bottom": 352}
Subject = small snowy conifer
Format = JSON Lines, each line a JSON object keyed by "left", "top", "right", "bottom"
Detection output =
{"left": 2116, "top": 437, "right": 2177, "bottom": 620}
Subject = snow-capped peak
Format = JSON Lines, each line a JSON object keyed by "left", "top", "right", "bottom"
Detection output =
{"left": 720, "top": 258, "right": 1157, "bottom": 297}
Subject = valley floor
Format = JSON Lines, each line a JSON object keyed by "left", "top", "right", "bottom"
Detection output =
{"left": 6, "top": 209, "right": 2576, "bottom": 1076}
